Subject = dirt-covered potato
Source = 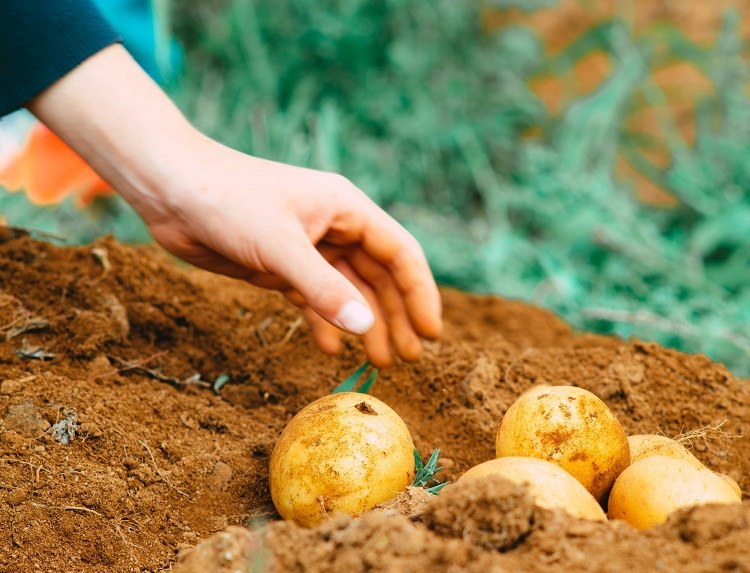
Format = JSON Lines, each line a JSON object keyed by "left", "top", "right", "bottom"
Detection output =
{"left": 495, "top": 385, "right": 630, "bottom": 503}
{"left": 627, "top": 434, "right": 703, "bottom": 467}
{"left": 459, "top": 456, "right": 607, "bottom": 521}
{"left": 269, "top": 392, "right": 415, "bottom": 527}
{"left": 608, "top": 455, "right": 741, "bottom": 529}
{"left": 714, "top": 472, "right": 742, "bottom": 498}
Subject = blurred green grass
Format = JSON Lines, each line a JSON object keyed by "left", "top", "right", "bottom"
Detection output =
{"left": 170, "top": 0, "right": 749, "bottom": 376}
{"left": 2, "top": 0, "right": 748, "bottom": 376}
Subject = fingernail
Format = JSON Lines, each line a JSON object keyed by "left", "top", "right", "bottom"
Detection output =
{"left": 336, "top": 300, "right": 375, "bottom": 334}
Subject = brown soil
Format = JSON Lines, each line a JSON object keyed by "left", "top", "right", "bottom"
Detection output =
{"left": 0, "top": 228, "right": 748, "bottom": 573}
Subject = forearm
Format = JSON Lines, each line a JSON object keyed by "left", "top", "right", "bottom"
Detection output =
{"left": 23, "top": 41, "right": 440, "bottom": 363}
{"left": 27, "top": 44, "right": 198, "bottom": 222}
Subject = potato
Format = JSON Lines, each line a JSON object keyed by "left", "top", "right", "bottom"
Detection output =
{"left": 714, "top": 472, "right": 743, "bottom": 499}
{"left": 495, "top": 385, "right": 630, "bottom": 503}
{"left": 269, "top": 392, "right": 415, "bottom": 527}
{"left": 459, "top": 456, "right": 607, "bottom": 521}
{"left": 608, "top": 455, "right": 742, "bottom": 529}
{"left": 628, "top": 435, "right": 742, "bottom": 500}
{"left": 628, "top": 434, "right": 703, "bottom": 467}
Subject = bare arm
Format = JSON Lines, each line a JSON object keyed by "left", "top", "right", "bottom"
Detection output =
{"left": 28, "top": 44, "right": 442, "bottom": 366}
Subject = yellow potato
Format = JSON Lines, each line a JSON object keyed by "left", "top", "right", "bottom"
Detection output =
{"left": 608, "top": 455, "right": 741, "bottom": 529}
{"left": 459, "top": 456, "right": 607, "bottom": 521}
{"left": 628, "top": 434, "right": 703, "bottom": 467}
{"left": 495, "top": 385, "right": 630, "bottom": 503}
{"left": 714, "top": 472, "right": 743, "bottom": 499}
{"left": 269, "top": 392, "right": 415, "bottom": 527}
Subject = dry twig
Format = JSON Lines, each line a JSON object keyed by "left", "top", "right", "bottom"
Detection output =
{"left": 254, "top": 317, "right": 273, "bottom": 347}
{"left": 112, "top": 521, "right": 143, "bottom": 563}
{"left": 96, "top": 351, "right": 168, "bottom": 379}
{"left": 139, "top": 440, "right": 191, "bottom": 500}
{"left": 88, "top": 246, "right": 112, "bottom": 285}
{"left": 0, "top": 458, "right": 50, "bottom": 482}
{"left": 104, "top": 353, "right": 210, "bottom": 389}
{"left": 278, "top": 316, "right": 304, "bottom": 346}
{"left": 30, "top": 502, "right": 103, "bottom": 517}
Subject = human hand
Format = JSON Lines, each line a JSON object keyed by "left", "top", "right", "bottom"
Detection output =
{"left": 28, "top": 45, "right": 441, "bottom": 367}
{"left": 145, "top": 137, "right": 442, "bottom": 367}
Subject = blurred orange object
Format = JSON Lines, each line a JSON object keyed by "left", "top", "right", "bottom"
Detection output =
{"left": 0, "top": 123, "right": 112, "bottom": 206}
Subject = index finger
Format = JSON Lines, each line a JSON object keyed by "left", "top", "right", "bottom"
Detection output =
{"left": 328, "top": 202, "right": 442, "bottom": 339}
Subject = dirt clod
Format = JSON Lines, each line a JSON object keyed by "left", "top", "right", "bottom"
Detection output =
{"left": 373, "top": 486, "right": 434, "bottom": 520}
{"left": 354, "top": 401, "right": 377, "bottom": 415}
{"left": 424, "top": 475, "right": 535, "bottom": 551}
{"left": 3, "top": 400, "right": 50, "bottom": 435}
{"left": 174, "top": 526, "right": 259, "bottom": 573}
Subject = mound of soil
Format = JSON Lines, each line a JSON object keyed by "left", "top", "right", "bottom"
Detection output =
{"left": 0, "top": 228, "right": 747, "bottom": 572}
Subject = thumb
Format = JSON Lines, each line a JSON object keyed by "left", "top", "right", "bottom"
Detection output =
{"left": 263, "top": 227, "right": 375, "bottom": 335}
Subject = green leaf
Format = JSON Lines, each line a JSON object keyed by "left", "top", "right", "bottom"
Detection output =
{"left": 357, "top": 369, "right": 379, "bottom": 394}
{"left": 412, "top": 448, "right": 448, "bottom": 494}
{"left": 414, "top": 448, "right": 425, "bottom": 475}
{"left": 212, "top": 373, "right": 231, "bottom": 394}
{"left": 332, "top": 361, "right": 368, "bottom": 393}
{"left": 425, "top": 482, "right": 449, "bottom": 494}
{"left": 332, "top": 361, "right": 376, "bottom": 393}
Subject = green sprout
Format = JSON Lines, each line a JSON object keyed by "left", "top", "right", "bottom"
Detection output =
{"left": 412, "top": 448, "right": 448, "bottom": 495}
{"left": 332, "top": 361, "right": 378, "bottom": 394}
{"left": 212, "top": 373, "right": 231, "bottom": 394}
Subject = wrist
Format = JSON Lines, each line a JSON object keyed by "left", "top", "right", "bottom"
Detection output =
{"left": 112, "top": 120, "right": 208, "bottom": 224}
{"left": 27, "top": 44, "right": 200, "bottom": 222}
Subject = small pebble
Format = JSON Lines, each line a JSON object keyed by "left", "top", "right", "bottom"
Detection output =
{"left": 8, "top": 489, "right": 27, "bottom": 506}
{"left": 207, "top": 461, "right": 234, "bottom": 491}
{"left": 0, "top": 379, "right": 24, "bottom": 395}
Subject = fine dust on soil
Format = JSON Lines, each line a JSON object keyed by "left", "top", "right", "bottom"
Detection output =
{"left": 0, "top": 228, "right": 748, "bottom": 573}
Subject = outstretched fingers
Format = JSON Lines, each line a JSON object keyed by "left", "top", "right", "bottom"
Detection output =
{"left": 346, "top": 248, "right": 423, "bottom": 361}
{"left": 261, "top": 223, "right": 374, "bottom": 335}
{"left": 326, "top": 202, "right": 442, "bottom": 340}
{"left": 333, "top": 259, "right": 394, "bottom": 368}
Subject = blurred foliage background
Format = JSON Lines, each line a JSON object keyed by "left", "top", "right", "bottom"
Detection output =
{"left": 1, "top": 0, "right": 748, "bottom": 376}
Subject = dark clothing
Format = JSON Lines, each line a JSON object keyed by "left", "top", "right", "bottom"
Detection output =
{"left": 0, "top": 0, "right": 119, "bottom": 116}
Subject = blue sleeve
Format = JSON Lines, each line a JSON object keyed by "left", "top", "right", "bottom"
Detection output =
{"left": 0, "top": 0, "right": 121, "bottom": 117}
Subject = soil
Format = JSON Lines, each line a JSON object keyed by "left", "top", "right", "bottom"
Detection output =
{"left": 0, "top": 228, "right": 748, "bottom": 573}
